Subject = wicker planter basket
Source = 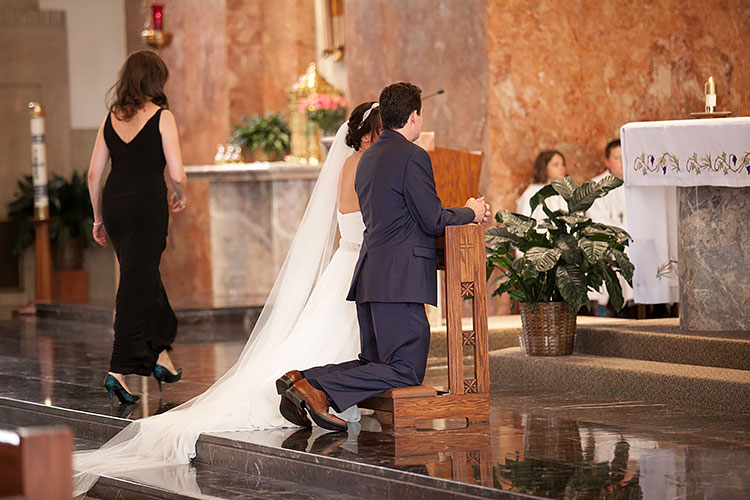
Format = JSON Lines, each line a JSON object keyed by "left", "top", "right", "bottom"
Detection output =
{"left": 518, "top": 302, "right": 577, "bottom": 356}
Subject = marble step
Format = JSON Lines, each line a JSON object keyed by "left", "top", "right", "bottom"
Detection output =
{"left": 490, "top": 347, "right": 750, "bottom": 413}
{"left": 87, "top": 464, "right": 361, "bottom": 500}
{"left": 0, "top": 397, "right": 520, "bottom": 500}
{"left": 35, "top": 302, "right": 261, "bottom": 329}
{"left": 574, "top": 318, "right": 750, "bottom": 370}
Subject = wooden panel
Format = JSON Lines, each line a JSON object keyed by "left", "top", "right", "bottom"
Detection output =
{"left": 390, "top": 394, "right": 490, "bottom": 428}
{"left": 469, "top": 227, "right": 490, "bottom": 394}
{"left": 54, "top": 269, "right": 89, "bottom": 303}
{"left": 0, "top": 427, "right": 73, "bottom": 500}
{"left": 33, "top": 220, "right": 53, "bottom": 302}
{"left": 0, "top": 435, "right": 23, "bottom": 496}
{"left": 430, "top": 147, "right": 483, "bottom": 208}
{"left": 0, "top": 221, "right": 21, "bottom": 289}
{"left": 444, "top": 225, "right": 465, "bottom": 394}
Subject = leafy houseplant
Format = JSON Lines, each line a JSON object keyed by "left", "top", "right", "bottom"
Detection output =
{"left": 7, "top": 171, "right": 94, "bottom": 269}
{"left": 485, "top": 176, "right": 634, "bottom": 355}
{"left": 298, "top": 93, "right": 347, "bottom": 136}
{"left": 230, "top": 112, "right": 291, "bottom": 162}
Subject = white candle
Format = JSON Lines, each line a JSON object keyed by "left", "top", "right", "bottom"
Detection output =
{"left": 704, "top": 76, "right": 716, "bottom": 112}
{"left": 28, "top": 102, "right": 49, "bottom": 220}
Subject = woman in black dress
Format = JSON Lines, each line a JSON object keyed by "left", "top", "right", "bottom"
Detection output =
{"left": 87, "top": 51, "right": 186, "bottom": 403}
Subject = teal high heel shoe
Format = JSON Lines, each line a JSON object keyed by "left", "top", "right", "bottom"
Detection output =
{"left": 104, "top": 374, "right": 140, "bottom": 404}
{"left": 153, "top": 364, "right": 182, "bottom": 391}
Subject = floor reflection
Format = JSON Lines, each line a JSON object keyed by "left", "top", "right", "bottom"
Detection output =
{"left": 3, "top": 318, "right": 750, "bottom": 499}
{"left": 248, "top": 407, "right": 750, "bottom": 499}
{"left": 0, "top": 318, "right": 248, "bottom": 419}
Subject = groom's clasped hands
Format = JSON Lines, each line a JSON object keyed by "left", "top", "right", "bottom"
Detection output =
{"left": 465, "top": 196, "right": 491, "bottom": 224}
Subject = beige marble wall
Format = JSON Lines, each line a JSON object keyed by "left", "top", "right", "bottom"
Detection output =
{"left": 345, "top": 0, "right": 750, "bottom": 315}
{"left": 678, "top": 186, "right": 750, "bottom": 331}
{"left": 226, "top": 0, "right": 316, "bottom": 124}
{"left": 124, "top": 0, "right": 317, "bottom": 307}
{"left": 0, "top": 6, "right": 72, "bottom": 217}
{"left": 125, "top": 0, "right": 315, "bottom": 162}
{"left": 486, "top": 0, "right": 750, "bottom": 212}
{"left": 344, "top": 0, "right": 489, "bottom": 157}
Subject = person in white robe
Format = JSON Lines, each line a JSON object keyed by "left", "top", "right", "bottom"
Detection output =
{"left": 586, "top": 139, "right": 634, "bottom": 313}
{"left": 516, "top": 150, "right": 568, "bottom": 222}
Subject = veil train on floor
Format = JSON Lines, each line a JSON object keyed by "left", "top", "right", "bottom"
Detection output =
{"left": 73, "top": 124, "right": 355, "bottom": 496}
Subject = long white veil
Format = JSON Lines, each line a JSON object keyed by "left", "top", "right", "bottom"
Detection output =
{"left": 73, "top": 124, "right": 355, "bottom": 496}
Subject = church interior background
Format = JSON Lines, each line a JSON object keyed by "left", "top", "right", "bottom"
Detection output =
{"left": 1, "top": 1, "right": 750, "bottom": 499}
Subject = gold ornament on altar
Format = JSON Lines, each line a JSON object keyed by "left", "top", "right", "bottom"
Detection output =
{"left": 288, "top": 63, "right": 343, "bottom": 164}
{"left": 140, "top": 2, "right": 173, "bottom": 51}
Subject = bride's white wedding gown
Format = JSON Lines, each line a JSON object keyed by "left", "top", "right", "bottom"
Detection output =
{"left": 73, "top": 125, "right": 365, "bottom": 496}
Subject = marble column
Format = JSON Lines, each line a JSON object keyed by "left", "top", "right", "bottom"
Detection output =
{"left": 678, "top": 186, "right": 750, "bottom": 331}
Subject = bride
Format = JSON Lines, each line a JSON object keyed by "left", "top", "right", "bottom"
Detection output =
{"left": 73, "top": 101, "right": 382, "bottom": 496}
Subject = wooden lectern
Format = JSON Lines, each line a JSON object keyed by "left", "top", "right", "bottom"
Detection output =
{"left": 360, "top": 147, "right": 490, "bottom": 428}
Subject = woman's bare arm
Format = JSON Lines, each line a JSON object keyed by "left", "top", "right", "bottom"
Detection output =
{"left": 87, "top": 121, "right": 110, "bottom": 246}
{"left": 159, "top": 109, "right": 187, "bottom": 210}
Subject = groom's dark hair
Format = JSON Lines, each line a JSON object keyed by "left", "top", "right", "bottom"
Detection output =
{"left": 379, "top": 82, "right": 422, "bottom": 130}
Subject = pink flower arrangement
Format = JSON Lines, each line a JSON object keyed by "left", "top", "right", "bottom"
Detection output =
{"left": 298, "top": 94, "right": 348, "bottom": 113}
{"left": 298, "top": 94, "right": 348, "bottom": 135}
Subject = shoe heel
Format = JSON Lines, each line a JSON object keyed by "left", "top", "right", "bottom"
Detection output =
{"left": 154, "top": 364, "right": 182, "bottom": 389}
{"left": 104, "top": 374, "right": 140, "bottom": 404}
{"left": 276, "top": 375, "right": 294, "bottom": 395}
{"left": 285, "top": 388, "right": 306, "bottom": 410}
{"left": 153, "top": 366, "right": 165, "bottom": 391}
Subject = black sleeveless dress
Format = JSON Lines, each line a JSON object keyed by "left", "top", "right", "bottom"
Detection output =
{"left": 102, "top": 108, "right": 177, "bottom": 376}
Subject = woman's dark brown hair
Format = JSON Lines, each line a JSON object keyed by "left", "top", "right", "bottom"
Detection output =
{"left": 346, "top": 101, "right": 382, "bottom": 151}
{"left": 532, "top": 149, "right": 565, "bottom": 184}
{"left": 108, "top": 50, "right": 169, "bottom": 121}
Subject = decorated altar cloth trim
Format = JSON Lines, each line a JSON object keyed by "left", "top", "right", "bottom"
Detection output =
{"left": 621, "top": 117, "right": 750, "bottom": 187}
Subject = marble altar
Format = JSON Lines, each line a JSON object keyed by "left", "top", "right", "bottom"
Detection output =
{"left": 163, "top": 161, "right": 320, "bottom": 308}
{"left": 621, "top": 117, "right": 750, "bottom": 331}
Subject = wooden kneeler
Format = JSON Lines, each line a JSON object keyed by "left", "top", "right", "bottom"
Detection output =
{"left": 360, "top": 224, "right": 490, "bottom": 428}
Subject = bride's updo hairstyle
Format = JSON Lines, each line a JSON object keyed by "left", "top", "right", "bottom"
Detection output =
{"left": 346, "top": 101, "right": 381, "bottom": 151}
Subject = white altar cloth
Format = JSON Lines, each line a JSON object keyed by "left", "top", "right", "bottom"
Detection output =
{"left": 621, "top": 117, "right": 750, "bottom": 304}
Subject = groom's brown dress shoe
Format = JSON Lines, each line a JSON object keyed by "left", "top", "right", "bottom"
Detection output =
{"left": 276, "top": 370, "right": 311, "bottom": 427}
{"left": 285, "top": 379, "right": 348, "bottom": 432}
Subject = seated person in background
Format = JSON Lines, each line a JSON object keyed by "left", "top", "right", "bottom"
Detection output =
{"left": 516, "top": 149, "right": 567, "bottom": 223}
{"left": 586, "top": 138, "right": 634, "bottom": 315}
{"left": 587, "top": 139, "right": 625, "bottom": 228}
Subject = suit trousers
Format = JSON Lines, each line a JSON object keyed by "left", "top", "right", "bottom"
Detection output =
{"left": 301, "top": 301, "right": 430, "bottom": 412}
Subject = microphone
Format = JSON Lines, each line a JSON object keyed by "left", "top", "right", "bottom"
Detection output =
{"left": 423, "top": 89, "right": 445, "bottom": 100}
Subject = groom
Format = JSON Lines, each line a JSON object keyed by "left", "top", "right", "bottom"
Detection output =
{"left": 277, "top": 82, "right": 490, "bottom": 431}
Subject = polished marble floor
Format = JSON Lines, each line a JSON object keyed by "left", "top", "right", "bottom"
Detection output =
{"left": 2, "top": 318, "right": 750, "bottom": 499}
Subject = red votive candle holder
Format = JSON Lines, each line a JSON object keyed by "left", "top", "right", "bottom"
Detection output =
{"left": 152, "top": 4, "right": 164, "bottom": 31}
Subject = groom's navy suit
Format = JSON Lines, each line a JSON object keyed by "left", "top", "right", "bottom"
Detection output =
{"left": 302, "top": 129, "right": 475, "bottom": 412}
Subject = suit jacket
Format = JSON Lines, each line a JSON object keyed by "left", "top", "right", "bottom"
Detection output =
{"left": 347, "top": 129, "right": 475, "bottom": 306}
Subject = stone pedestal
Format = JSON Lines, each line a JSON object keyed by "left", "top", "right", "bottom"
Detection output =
{"left": 678, "top": 186, "right": 750, "bottom": 331}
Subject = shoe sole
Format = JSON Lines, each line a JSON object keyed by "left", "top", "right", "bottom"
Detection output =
{"left": 285, "top": 388, "right": 347, "bottom": 432}
{"left": 276, "top": 374, "right": 311, "bottom": 427}
{"left": 279, "top": 395, "right": 312, "bottom": 427}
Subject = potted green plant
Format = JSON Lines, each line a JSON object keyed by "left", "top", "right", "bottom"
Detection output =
{"left": 7, "top": 171, "right": 95, "bottom": 269}
{"left": 230, "top": 111, "right": 291, "bottom": 162}
{"left": 485, "top": 176, "right": 634, "bottom": 356}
